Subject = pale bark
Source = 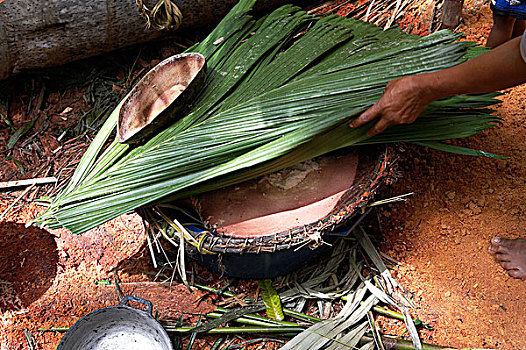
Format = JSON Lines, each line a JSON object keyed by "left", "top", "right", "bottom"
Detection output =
{"left": 441, "top": 0, "right": 464, "bottom": 29}
{"left": 0, "top": 0, "right": 292, "bottom": 80}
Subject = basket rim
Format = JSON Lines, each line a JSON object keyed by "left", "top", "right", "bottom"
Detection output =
{"left": 187, "top": 145, "right": 397, "bottom": 254}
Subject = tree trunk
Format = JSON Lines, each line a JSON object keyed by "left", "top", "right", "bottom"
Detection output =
{"left": 0, "top": 0, "right": 293, "bottom": 80}
{"left": 441, "top": 0, "right": 464, "bottom": 29}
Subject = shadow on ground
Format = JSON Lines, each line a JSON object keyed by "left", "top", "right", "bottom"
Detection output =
{"left": 0, "top": 222, "right": 58, "bottom": 312}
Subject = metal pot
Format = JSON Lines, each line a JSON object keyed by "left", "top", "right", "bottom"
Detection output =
{"left": 57, "top": 295, "right": 173, "bottom": 350}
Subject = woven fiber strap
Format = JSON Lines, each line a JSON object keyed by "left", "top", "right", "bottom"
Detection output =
{"left": 136, "top": 0, "right": 183, "bottom": 31}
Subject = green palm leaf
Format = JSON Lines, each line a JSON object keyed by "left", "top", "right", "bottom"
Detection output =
{"left": 260, "top": 279, "right": 285, "bottom": 321}
{"left": 33, "top": 0, "right": 501, "bottom": 234}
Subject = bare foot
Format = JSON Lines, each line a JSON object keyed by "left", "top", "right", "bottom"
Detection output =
{"left": 488, "top": 237, "right": 526, "bottom": 279}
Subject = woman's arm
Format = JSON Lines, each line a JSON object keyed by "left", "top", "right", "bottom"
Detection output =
{"left": 350, "top": 35, "right": 526, "bottom": 136}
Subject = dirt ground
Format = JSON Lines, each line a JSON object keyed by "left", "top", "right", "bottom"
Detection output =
{"left": 1, "top": 1, "right": 526, "bottom": 349}
{"left": 378, "top": 3, "right": 526, "bottom": 349}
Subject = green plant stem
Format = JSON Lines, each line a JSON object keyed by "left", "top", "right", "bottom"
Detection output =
{"left": 214, "top": 307, "right": 301, "bottom": 327}
{"left": 193, "top": 283, "right": 322, "bottom": 324}
{"left": 37, "top": 326, "right": 459, "bottom": 349}
{"left": 38, "top": 327, "right": 69, "bottom": 332}
{"left": 193, "top": 283, "right": 236, "bottom": 296}
{"left": 206, "top": 311, "right": 295, "bottom": 328}
{"left": 359, "top": 335, "right": 455, "bottom": 350}
{"left": 371, "top": 305, "right": 406, "bottom": 321}
{"left": 166, "top": 327, "right": 459, "bottom": 349}
{"left": 343, "top": 297, "right": 429, "bottom": 329}
{"left": 371, "top": 305, "right": 431, "bottom": 330}
{"left": 195, "top": 283, "right": 434, "bottom": 334}
{"left": 282, "top": 308, "right": 322, "bottom": 324}
{"left": 164, "top": 326, "right": 306, "bottom": 334}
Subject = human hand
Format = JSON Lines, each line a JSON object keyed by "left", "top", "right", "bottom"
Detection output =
{"left": 349, "top": 75, "right": 435, "bottom": 136}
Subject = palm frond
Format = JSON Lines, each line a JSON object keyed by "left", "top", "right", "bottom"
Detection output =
{"left": 32, "top": 0, "right": 500, "bottom": 234}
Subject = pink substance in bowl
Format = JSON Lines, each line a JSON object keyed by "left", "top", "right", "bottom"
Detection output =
{"left": 197, "top": 152, "right": 359, "bottom": 238}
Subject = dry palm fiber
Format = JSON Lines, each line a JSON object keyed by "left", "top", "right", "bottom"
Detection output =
{"left": 32, "top": 0, "right": 501, "bottom": 235}
{"left": 322, "top": 0, "right": 416, "bottom": 29}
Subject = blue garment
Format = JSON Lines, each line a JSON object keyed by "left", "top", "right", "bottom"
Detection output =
{"left": 491, "top": 0, "right": 526, "bottom": 19}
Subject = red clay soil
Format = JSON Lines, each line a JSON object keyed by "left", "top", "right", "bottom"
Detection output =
{"left": 1, "top": 1, "right": 526, "bottom": 349}
{"left": 0, "top": 205, "right": 215, "bottom": 349}
{"left": 0, "top": 60, "right": 216, "bottom": 349}
{"left": 376, "top": 2, "right": 526, "bottom": 349}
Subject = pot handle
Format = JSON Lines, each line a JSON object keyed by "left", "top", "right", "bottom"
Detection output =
{"left": 118, "top": 295, "right": 153, "bottom": 317}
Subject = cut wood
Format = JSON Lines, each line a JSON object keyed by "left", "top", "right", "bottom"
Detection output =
{"left": 441, "top": 0, "right": 464, "bottom": 29}
{"left": 0, "top": 177, "right": 57, "bottom": 189}
{"left": 0, "top": 0, "right": 295, "bottom": 80}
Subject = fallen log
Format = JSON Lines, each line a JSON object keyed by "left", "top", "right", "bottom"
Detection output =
{"left": 441, "top": 0, "right": 464, "bottom": 29}
{"left": 0, "top": 0, "right": 293, "bottom": 80}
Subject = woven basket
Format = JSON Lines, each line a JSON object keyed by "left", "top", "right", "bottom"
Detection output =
{"left": 182, "top": 145, "right": 396, "bottom": 255}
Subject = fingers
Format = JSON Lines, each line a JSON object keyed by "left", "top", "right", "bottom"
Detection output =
{"left": 349, "top": 103, "right": 380, "bottom": 128}
{"left": 366, "top": 118, "right": 391, "bottom": 136}
{"left": 349, "top": 102, "right": 393, "bottom": 136}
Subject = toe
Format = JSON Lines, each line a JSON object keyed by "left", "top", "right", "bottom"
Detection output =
{"left": 493, "top": 237, "right": 516, "bottom": 247}
{"left": 489, "top": 244, "right": 507, "bottom": 254}
{"left": 507, "top": 269, "right": 526, "bottom": 279}
{"left": 491, "top": 237, "right": 502, "bottom": 244}
{"left": 501, "top": 261, "right": 517, "bottom": 270}
{"left": 488, "top": 245, "right": 497, "bottom": 255}
{"left": 494, "top": 253, "right": 511, "bottom": 262}
{"left": 489, "top": 241, "right": 510, "bottom": 254}
{"left": 489, "top": 237, "right": 502, "bottom": 253}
